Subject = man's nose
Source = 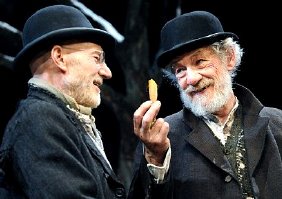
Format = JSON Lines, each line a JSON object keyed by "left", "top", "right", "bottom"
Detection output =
{"left": 99, "top": 63, "right": 112, "bottom": 79}
{"left": 185, "top": 67, "right": 202, "bottom": 86}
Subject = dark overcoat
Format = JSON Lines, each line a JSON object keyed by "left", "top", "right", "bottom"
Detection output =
{"left": 0, "top": 85, "right": 126, "bottom": 199}
{"left": 128, "top": 84, "right": 282, "bottom": 199}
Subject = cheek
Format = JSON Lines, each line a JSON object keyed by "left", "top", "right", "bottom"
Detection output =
{"left": 177, "top": 77, "right": 187, "bottom": 89}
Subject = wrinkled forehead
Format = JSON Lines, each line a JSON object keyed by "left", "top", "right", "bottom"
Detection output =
{"left": 169, "top": 45, "right": 214, "bottom": 65}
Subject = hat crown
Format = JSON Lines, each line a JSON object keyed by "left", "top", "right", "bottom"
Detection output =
{"left": 22, "top": 5, "right": 93, "bottom": 47}
{"left": 13, "top": 4, "right": 114, "bottom": 71}
{"left": 157, "top": 10, "right": 238, "bottom": 68}
{"left": 161, "top": 11, "right": 224, "bottom": 51}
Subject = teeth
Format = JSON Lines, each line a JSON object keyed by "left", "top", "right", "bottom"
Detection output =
{"left": 199, "top": 87, "right": 205, "bottom": 92}
{"left": 193, "top": 86, "right": 206, "bottom": 93}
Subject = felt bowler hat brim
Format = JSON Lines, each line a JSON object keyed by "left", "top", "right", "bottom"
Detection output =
{"left": 14, "top": 28, "right": 115, "bottom": 71}
{"left": 156, "top": 11, "right": 238, "bottom": 68}
{"left": 13, "top": 5, "right": 115, "bottom": 71}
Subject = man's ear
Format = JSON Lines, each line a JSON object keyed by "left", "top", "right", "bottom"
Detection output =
{"left": 226, "top": 47, "right": 236, "bottom": 70}
{"left": 50, "top": 45, "right": 67, "bottom": 72}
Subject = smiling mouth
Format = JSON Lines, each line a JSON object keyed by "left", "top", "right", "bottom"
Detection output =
{"left": 93, "top": 81, "right": 102, "bottom": 88}
{"left": 190, "top": 85, "right": 208, "bottom": 95}
{"left": 93, "top": 77, "right": 103, "bottom": 87}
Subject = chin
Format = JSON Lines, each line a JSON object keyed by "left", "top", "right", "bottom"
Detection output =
{"left": 91, "top": 103, "right": 100, "bottom": 109}
{"left": 91, "top": 97, "right": 101, "bottom": 109}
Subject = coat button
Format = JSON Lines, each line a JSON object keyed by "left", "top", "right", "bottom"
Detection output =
{"left": 115, "top": 187, "right": 125, "bottom": 198}
{"left": 225, "top": 175, "right": 232, "bottom": 182}
{"left": 224, "top": 148, "right": 230, "bottom": 155}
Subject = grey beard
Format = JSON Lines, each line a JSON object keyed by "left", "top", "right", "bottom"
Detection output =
{"left": 179, "top": 74, "right": 233, "bottom": 117}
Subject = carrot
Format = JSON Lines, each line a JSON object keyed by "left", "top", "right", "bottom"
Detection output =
{"left": 148, "top": 79, "right": 158, "bottom": 102}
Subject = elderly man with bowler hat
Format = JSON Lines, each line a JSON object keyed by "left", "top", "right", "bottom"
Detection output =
{"left": 0, "top": 4, "right": 163, "bottom": 199}
{"left": 129, "top": 11, "right": 282, "bottom": 199}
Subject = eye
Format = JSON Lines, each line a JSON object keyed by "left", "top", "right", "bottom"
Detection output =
{"left": 93, "top": 55, "right": 100, "bottom": 62}
{"left": 175, "top": 66, "right": 186, "bottom": 74}
{"left": 93, "top": 51, "right": 105, "bottom": 64}
{"left": 195, "top": 59, "right": 208, "bottom": 69}
{"left": 172, "top": 65, "right": 186, "bottom": 75}
{"left": 195, "top": 59, "right": 205, "bottom": 65}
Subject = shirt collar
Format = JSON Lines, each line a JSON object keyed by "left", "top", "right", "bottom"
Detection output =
{"left": 203, "top": 96, "right": 239, "bottom": 126}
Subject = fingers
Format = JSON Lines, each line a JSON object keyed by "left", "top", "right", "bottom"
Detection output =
{"left": 133, "top": 100, "right": 169, "bottom": 147}
{"left": 142, "top": 101, "right": 161, "bottom": 132}
{"left": 151, "top": 118, "right": 169, "bottom": 137}
{"left": 133, "top": 100, "right": 170, "bottom": 165}
{"left": 148, "top": 118, "right": 170, "bottom": 149}
{"left": 133, "top": 100, "right": 151, "bottom": 131}
{"left": 144, "top": 119, "right": 170, "bottom": 165}
{"left": 133, "top": 100, "right": 161, "bottom": 131}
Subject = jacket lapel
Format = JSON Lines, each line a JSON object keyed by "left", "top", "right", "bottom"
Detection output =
{"left": 183, "top": 109, "right": 269, "bottom": 178}
{"left": 186, "top": 120, "right": 236, "bottom": 177}
{"left": 82, "top": 133, "right": 117, "bottom": 177}
{"left": 244, "top": 115, "right": 268, "bottom": 176}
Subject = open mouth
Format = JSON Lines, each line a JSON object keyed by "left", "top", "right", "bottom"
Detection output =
{"left": 93, "top": 81, "right": 102, "bottom": 88}
{"left": 190, "top": 85, "right": 209, "bottom": 95}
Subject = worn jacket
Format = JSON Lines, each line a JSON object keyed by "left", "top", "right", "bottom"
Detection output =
{"left": 129, "top": 84, "right": 282, "bottom": 199}
{"left": 0, "top": 85, "right": 126, "bottom": 199}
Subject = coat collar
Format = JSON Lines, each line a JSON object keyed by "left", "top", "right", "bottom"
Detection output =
{"left": 28, "top": 77, "right": 92, "bottom": 115}
{"left": 182, "top": 84, "right": 269, "bottom": 176}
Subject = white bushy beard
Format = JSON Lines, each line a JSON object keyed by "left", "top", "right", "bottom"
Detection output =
{"left": 179, "top": 70, "right": 233, "bottom": 117}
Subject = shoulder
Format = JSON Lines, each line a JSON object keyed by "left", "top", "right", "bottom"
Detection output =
{"left": 164, "top": 109, "right": 195, "bottom": 134}
{"left": 260, "top": 107, "right": 282, "bottom": 121}
{"left": 260, "top": 107, "right": 282, "bottom": 127}
{"left": 10, "top": 96, "right": 66, "bottom": 124}
{"left": 3, "top": 95, "right": 75, "bottom": 143}
{"left": 164, "top": 109, "right": 184, "bottom": 122}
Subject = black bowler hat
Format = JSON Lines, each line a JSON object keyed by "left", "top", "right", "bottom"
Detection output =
{"left": 13, "top": 4, "right": 115, "bottom": 71}
{"left": 157, "top": 11, "right": 239, "bottom": 68}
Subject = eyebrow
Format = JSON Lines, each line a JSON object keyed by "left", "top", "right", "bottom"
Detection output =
{"left": 90, "top": 50, "right": 104, "bottom": 54}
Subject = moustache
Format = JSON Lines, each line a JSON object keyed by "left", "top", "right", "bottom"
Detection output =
{"left": 184, "top": 79, "right": 213, "bottom": 94}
